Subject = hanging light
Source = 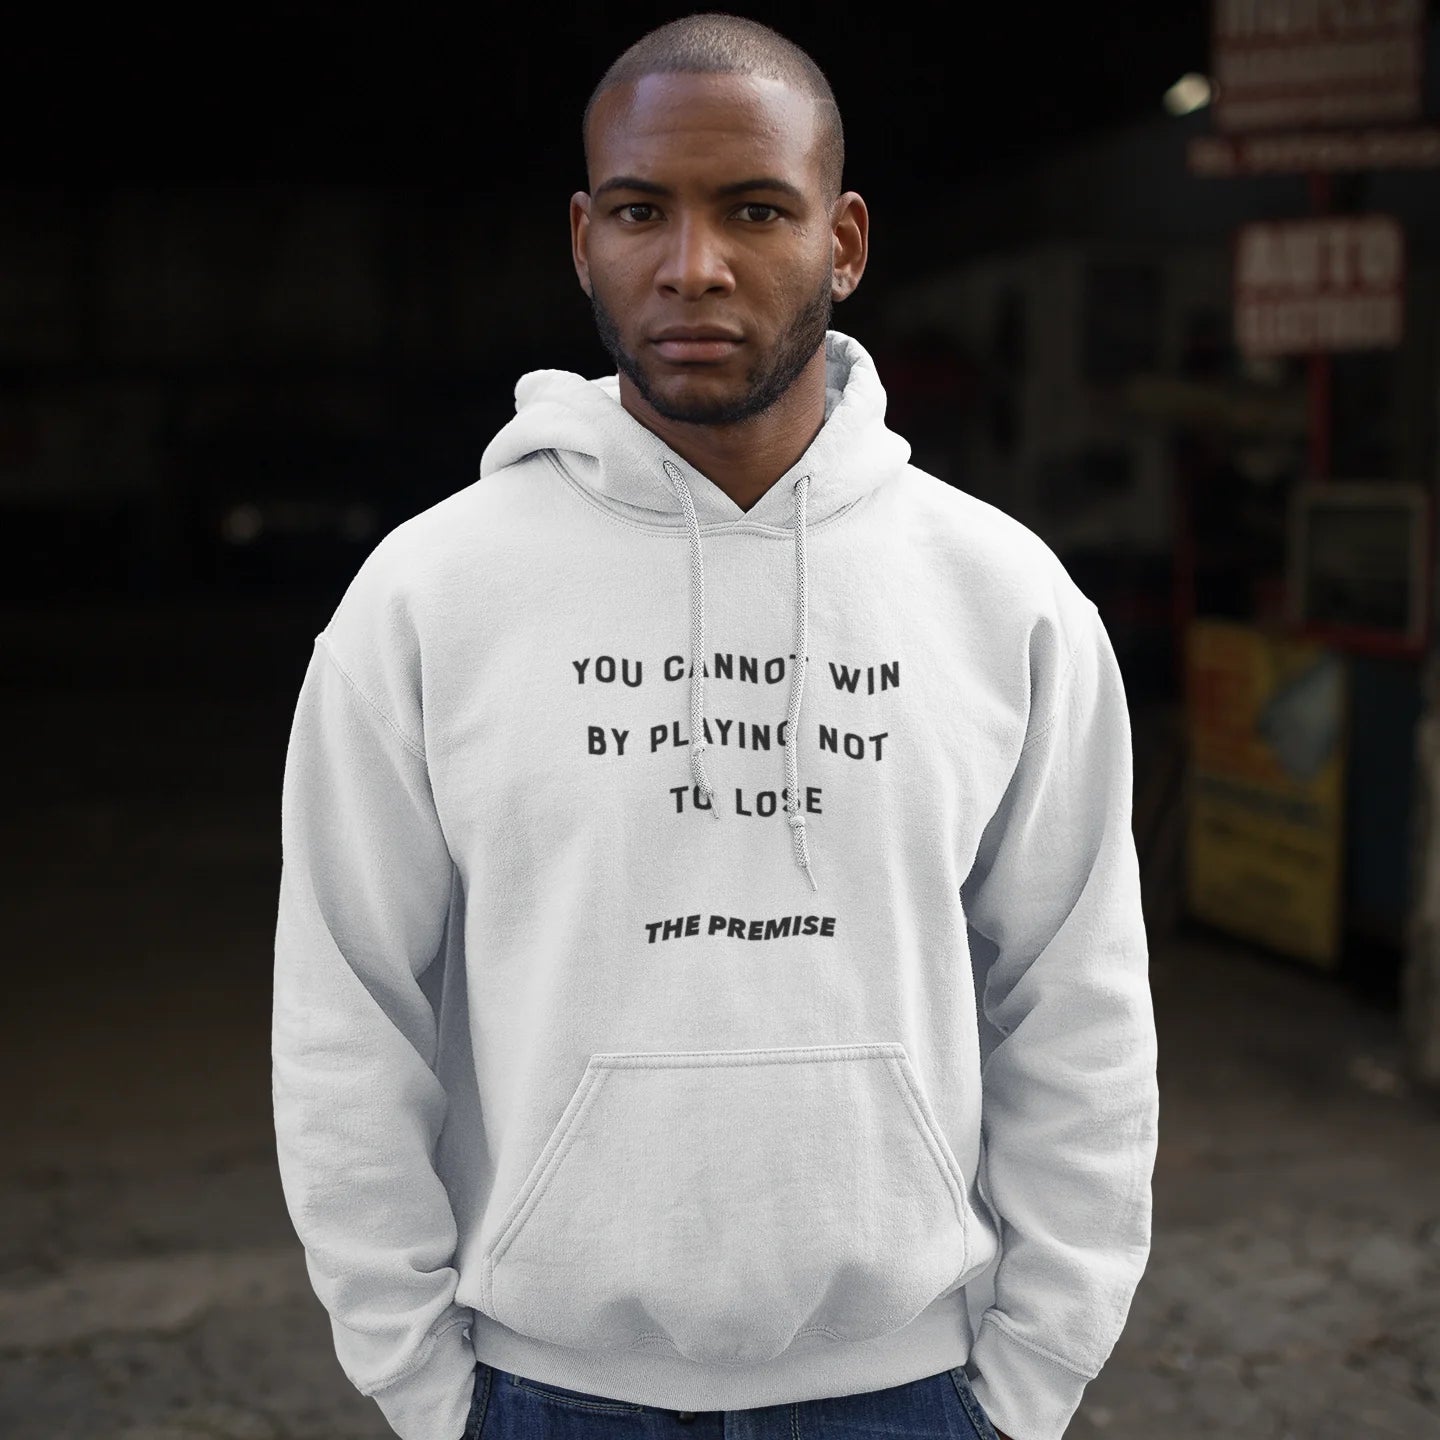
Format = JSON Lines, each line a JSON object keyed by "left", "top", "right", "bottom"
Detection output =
{"left": 1164, "top": 74, "right": 1212, "bottom": 116}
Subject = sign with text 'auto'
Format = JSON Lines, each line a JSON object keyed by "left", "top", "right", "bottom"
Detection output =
{"left": 1234, "top": 215, "right": 1405, "bottom": 355}
{"left": 1212, "top": 0, "right": 1426, "bottom": 133}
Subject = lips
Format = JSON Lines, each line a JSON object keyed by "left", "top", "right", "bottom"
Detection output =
{"left": 650, "top": 332, "right": 743, "bottom": 363}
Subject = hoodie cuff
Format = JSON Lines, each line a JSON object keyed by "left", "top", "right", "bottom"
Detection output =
{"left": 368, "top": 1318, "right": 476, "bottom": 1440}
{"left": 967, "top": 1311, "right": 1093, "bottom": 1440}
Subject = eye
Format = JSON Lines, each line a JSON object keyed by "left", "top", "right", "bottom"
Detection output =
{"left": 737, "top": 203, "right": 781, "bottom": 223}
{"left": 614, "top": 203, "right": 658, "bottom": 223}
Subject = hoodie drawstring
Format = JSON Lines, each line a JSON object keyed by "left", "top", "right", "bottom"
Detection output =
{"left": 662, "top": 458, "right": 724, "bottom": 822}
{"left": 661, "top": 459, "right": 819, "bottom": 893}
{"left": 785, "top": 473, "right": 818, "bottom": 892}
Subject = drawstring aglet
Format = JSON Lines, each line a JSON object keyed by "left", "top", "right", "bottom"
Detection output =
{"left": 692, "top": 742, "right": 723, "bottom": 820}
{"left": 787, "top": 809, "right": 819, "bottom": 892}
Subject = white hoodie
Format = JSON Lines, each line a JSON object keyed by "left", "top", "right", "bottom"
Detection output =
{"left": 271, "top": 330, "right": 1159, "bottom": 1440}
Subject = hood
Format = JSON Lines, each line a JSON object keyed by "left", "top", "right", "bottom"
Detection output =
{"left": 477, "top": 329, "right": 911, "bottom": 893}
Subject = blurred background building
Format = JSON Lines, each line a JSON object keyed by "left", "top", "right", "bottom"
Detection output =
{"left": 7, "top": 4, "right": 1436, "bottom": 1021}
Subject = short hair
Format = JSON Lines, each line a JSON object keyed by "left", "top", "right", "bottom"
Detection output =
{"left": 582, "top": 13, "right": 845, "bottom": 202}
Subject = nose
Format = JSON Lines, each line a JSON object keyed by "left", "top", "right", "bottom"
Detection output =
{"left": 654, "top": 215, "right": 733, "bottom": 299}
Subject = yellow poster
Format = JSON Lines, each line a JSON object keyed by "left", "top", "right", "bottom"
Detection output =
{"left": 1184, "top": 619, "right": 1348, "bottom": 967}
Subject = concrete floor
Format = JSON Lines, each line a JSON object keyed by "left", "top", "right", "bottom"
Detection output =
{"left": 3, "top": 602, "right": 1438, "bottom": 1440}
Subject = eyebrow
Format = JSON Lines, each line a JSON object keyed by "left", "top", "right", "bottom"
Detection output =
{"left": 592, "top": 175, "right": 807, "bottom": 204}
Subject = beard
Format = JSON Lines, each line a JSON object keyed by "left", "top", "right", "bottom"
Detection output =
{"left": 589, "top": 269, "right": 834, "bottom": 427}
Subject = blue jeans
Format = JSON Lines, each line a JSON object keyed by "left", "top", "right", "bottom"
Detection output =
{"left": 459, "top": 1362, "right": 1002, "bottom": 1440}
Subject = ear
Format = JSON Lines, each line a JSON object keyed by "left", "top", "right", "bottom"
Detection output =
{"left": 830, "top": 191, "right": 868, "bottom": 302}
{"left": 570, "top": 191, "right": 593, "bottom": 298}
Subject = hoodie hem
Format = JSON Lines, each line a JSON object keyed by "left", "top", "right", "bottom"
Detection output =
{"left": 466, "top": 1288, "right": 977, "bottom": 1410}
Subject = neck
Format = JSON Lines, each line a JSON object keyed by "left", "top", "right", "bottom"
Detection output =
{"left": 618, "top": 347, "right": 828, "bottom": 514}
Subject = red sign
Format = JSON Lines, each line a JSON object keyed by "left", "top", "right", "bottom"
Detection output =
{"left": 1189, "top": 125, "right": 1440, "bottom": 174}
{"left": 1234, "top": 215, "right": 1405, "bottom": 355}
{"left": 1212, "top": 0, "right": 1426, "bottom": 134}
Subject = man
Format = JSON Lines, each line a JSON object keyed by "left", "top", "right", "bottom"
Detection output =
{"left": 271, "top": 15, "right": 1159, "bottom": 1440}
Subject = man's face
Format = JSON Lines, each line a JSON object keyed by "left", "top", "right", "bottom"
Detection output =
{"left": 572, "top": 72, "right": 853, "bottom": 427}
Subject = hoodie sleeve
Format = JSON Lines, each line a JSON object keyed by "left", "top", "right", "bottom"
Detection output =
{"left": 271, "top": 630, "right": 475, "bottom": 1440}
{"left": 960, "top": 599, "right": 1159, "bottom": 1440}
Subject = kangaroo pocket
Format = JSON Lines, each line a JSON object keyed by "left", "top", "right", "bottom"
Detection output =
{"left": 480, "top": 1041, "right": 975, "bottom": 1364}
